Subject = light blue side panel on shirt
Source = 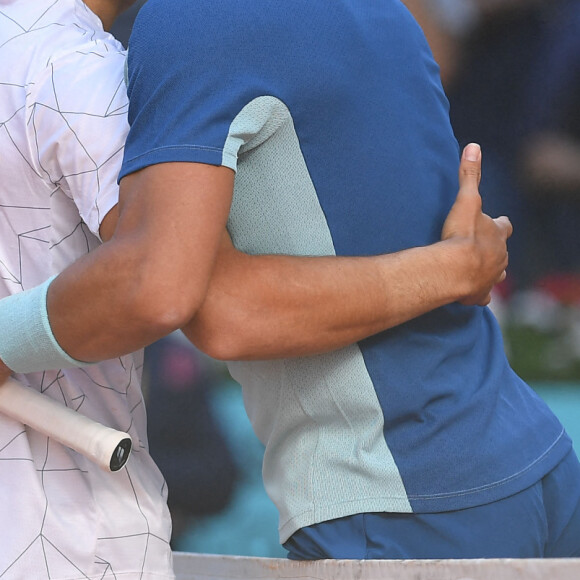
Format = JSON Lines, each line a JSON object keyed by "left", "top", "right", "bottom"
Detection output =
{"left": 223, "top": 97, "right": 411, "bottom": 543}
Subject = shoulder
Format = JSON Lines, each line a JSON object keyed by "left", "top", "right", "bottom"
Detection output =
{"left": 29, "top": 40, "right": 128, "bottom": 123}
{"left": 128, "top": 0, "right": 285, "bottom": 69}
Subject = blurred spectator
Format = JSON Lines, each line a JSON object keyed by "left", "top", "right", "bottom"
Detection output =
{"left": 446, "top": 0, "right": 554, "bottom": 289}
{"left": 518, "top": 0, "right": 580, "bottom": 280}
{"left": 401, "top": 0, "right": 466, "bottom": 88}
{"left": 404, "top": 1, "right": 535, "bottom": 289}
{"left": 409, "top": 0, "right": 580, "bottom": 292}
{"left": 144, "top": 334, "right": 239, "bottom": 546}
{"left": 406, "top": 0, "right": 580, "bottom": 381}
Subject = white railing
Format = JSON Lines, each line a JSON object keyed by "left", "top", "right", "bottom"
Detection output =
{"left": 173, "top": 552, "right": 580, "bottom": 580}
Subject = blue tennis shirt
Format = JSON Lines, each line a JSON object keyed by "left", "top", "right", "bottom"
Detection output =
{"left": 121, "top": 0, "right": 571, "bottom": 543}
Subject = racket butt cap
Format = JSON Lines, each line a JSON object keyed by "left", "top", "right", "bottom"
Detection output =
{"left": 110, "top": 437, "right": 132, "bottom": 471}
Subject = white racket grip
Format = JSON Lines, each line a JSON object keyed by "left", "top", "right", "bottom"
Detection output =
{"left": 0, "top": 378, "right": 132, "bottom": 472}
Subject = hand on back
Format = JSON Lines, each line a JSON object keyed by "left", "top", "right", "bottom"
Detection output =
{"left": 441, "top": 143, "right": 513, "bottom": 306}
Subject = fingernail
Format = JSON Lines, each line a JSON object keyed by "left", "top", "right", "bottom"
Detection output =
{"left": 464, "top": 143, "right": 481, "bottom": 162}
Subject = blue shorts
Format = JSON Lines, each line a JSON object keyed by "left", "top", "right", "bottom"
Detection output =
{"left": 284, "top": 448, "right": 580, "bottom": 559}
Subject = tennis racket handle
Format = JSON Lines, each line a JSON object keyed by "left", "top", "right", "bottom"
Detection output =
{"left": 0, "top": 378, "right": 132, "bottom": 472}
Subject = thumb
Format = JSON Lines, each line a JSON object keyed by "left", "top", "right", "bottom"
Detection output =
{"left": 454, "top": 143, "right": 483, "bottom": 215}
{"left": 459, "top": 143, "right": 482, "bottom": 188}
{"left": 441, "top": 143, "right": 483, "bottom": 240}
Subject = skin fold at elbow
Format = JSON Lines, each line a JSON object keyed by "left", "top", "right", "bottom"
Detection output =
{"left": 181, "top": 312, "right": 249, "bottom": 361}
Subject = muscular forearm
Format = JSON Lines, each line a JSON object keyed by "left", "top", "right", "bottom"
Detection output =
{"left": 46, "top": 236, "right": 183, "bottom": 363}
{"left": 0, "top": 145, "right": 508, "bottom": 372}
{"left": 183, "top": 238, "right": 480, "bottom": 360}
{"left": 184, "top": 143, "right": 510, "bottom": 361}
{"left": 46, "top": 164, "right": 233, "bottom": 364}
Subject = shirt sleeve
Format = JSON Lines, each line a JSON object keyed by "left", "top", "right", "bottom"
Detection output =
{"left": 120, "top": 0, "right": 267, "bottom": 179}
{"left": 26, "top": 49, "right": 129, "bottom": 238}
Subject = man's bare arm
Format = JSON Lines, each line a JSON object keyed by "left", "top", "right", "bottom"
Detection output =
{"left": 53, "top": 144, "right": 509, "bottom": 364}
{"left": 47, "top": 161, "right": 235, "bottom": 363}
{"left": 1, "top": 144, "right": 509, "bottom": 370}
{"left": 182, "top": 144, "right": 512, "bottom": 360}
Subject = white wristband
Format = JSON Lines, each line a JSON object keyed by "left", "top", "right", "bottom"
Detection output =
{"left": 0, "top": 277, "right": 87, "bottom": 373}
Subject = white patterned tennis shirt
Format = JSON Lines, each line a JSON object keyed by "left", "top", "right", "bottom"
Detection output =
{"left": 0, "top": 1, "right": 173, "bottom": 578}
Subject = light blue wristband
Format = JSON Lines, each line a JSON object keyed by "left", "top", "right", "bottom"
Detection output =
{"left": 0, "top": 276, "right": 87, "bottom": 373}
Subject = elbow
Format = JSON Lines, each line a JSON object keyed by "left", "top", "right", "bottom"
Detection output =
{"left": 196, "top": 334, "right": 248, "bottom": 362}
{"left": 141, "top": 304, "right": 193, "bottom": 338}
{"left": 182, "top": 312, "right": 252, "bottom": 362}
{"left": 128, "top": 280, "right": 206, "bottom": 340}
